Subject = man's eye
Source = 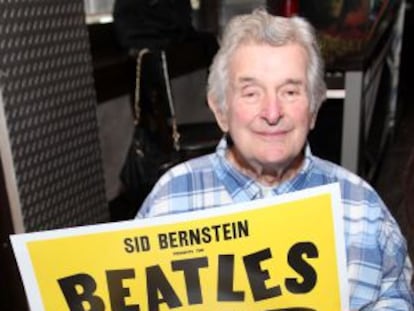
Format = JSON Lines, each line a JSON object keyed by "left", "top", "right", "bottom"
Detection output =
{"left": 280, "top": 87, "right": 300, "bottom": 100}
{"left": 244, "top": 92, "right": 257, "bottom": 97}
{"left": 241, "top": 88, "right": 260, "bottom": 99}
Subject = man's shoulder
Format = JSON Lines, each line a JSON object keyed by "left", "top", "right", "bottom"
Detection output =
{"left": 159, "top": 153, "right": 217, "bottom": 184}
{"left": 308, "top": 156, "right": 392, "bottom": 233}
{"left": 147, "top": 154, "right": 222, "bottom": 197}
{"left": 309, "top": 155, "right": 381, "bottom": 203}
{"left": 137, "top": 153, "right": 229, "bottom": 218}
{"left": 310, "top": 155, "right": 365, "bottom": 184}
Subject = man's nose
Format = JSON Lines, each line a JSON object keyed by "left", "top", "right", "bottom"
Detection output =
{"left": 260, "top": 95, "right": 282, "bottom": 125}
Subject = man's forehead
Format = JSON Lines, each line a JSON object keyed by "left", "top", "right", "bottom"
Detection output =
{"left": 234, "top": 76, "right": 305, "bottom": 86}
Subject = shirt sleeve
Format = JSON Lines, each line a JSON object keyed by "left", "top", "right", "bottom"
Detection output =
{"left": 135, "top": 181, "right": 168, "bottom": 218}
{"left": 370, "top": 216, "right": 414, "bottom": 310}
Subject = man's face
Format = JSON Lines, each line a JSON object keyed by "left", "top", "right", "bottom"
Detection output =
{"left": 211, "top": 43, "right": 315, "bottom": 175}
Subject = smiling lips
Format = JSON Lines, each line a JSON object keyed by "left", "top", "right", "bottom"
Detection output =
{"left": 254, "top": 128, "right": 291, "bottom": 138}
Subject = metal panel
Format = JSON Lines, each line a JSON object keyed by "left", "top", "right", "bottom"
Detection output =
{"left": 341, "top": 71, "right": 363, "bottom": 173}
{"left": 0, "top": 0, "right": 109, "bottom": 232}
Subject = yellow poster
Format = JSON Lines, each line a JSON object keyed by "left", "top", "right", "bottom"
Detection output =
{"left": 11, "top": 183, "right": 348, "bottom": 311}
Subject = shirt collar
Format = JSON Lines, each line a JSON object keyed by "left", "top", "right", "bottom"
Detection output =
{"left": 213, "top": 137, "right": 314, "bottom": 202}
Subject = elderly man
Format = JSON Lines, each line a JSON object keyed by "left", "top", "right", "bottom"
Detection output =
{"left": 136, "top": 9, "right": 413, "bottom": 309}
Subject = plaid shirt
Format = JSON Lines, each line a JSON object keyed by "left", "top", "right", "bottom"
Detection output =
{"left": 137, "top": 138, "right": 414, "bottom": 310}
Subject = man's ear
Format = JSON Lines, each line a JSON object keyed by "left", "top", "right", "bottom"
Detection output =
{"left": 309, "top": 109, "right": 319, "bottom": 130}
{"left": 208, "top": 95, "right": 229, "bottom": 132}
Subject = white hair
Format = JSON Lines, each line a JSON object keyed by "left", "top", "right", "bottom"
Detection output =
{"left": 207, "top": 9, "right": 326, "bottom": 115}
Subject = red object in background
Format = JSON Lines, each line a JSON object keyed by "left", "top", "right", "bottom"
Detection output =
{"left": 281, "top": 0, "right": 299, "bottom": 17}
{"left": 267, "top": 0, "right": 299, "bottom": 17}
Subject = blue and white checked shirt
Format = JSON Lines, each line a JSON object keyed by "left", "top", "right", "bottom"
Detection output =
{"left": 137, "top": 138, "right": 414, "bottom": 310}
